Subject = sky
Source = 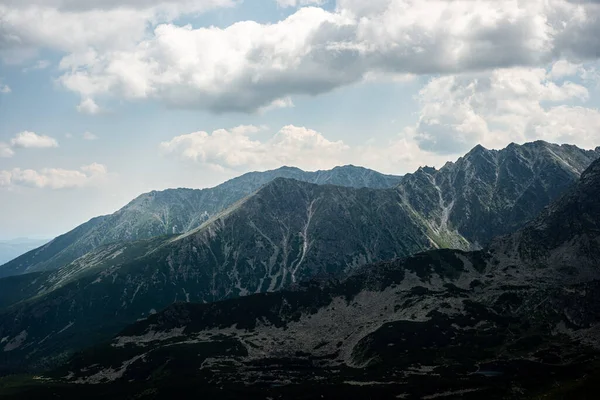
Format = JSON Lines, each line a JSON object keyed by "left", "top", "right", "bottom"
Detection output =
{"left": 2, "top": 0, "right": 600, "bottom": 239}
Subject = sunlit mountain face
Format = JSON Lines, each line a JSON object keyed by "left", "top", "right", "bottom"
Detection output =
{"left": 3, "top": 0, "right": 600, "bottom": 398}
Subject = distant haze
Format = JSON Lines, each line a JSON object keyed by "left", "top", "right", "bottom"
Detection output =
{"left": 0, "top": 238, "right": 50, "bottom": 265}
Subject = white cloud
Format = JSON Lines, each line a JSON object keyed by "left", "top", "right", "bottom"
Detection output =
{"left": 0, "top": 143, "right": 14, "bottom": 158}
{"left": 1, "top": 0, "right": 600, "bottom": 113}
{"left": 82, "top": 131, "right": 98, "bottom": 140}
{"left": 0, "top": 0, "right": 235, "bottom": 12}
{"left": 0, "top": 0, "right": 589, "bottom": 113}
{"left": 0, "top": 1, "right": 235, "bottom": 63}
{"left": 160, "top": 123, "right": 451, "bottom": 174}
{"left": 160, "top": 125, "right": 349, "bottom": 171}
{"left": 409, "top": 61, "right": 600, "bottom": 154}
{"left": 10, "top": 131, "right": 59, "bottom": 148}
{"left": 3, "top": 0, "right": 600, "bottom": 116}
{"left": 159, "top": 58, "right": 600, "bottom": 175}
{"left": 0, "top": 84, "right": 11, "bottom": 93}
{"left": 524, "top": 106, "right": 600, "bottom": 145}
{"left": 80, "top": 162, "right": 107, "bottom": 175}
{"left": 76, "top": 98, "right": 102, "bottom": 115}
{"left": 547, "top": 60, "right": 582, "bottom": 80}
{"left": 0, "top": 163, "right": 108, "bottom": 190}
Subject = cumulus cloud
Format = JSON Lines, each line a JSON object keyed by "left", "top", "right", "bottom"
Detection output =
{"left": 82, "top": 131, "right": 98, "bottom": 140}
{"left": 10, "top": 131, "right": 59, "bottom": 148}
{"left": 160, "top": 125, "right": 349, "bottom": 171}
{"left": 160, "top": 123, "right": 453, "bottom": 174}
{"left": 0, "top": 163, "right": 108, "bottom": 190}
{"left": 0, "top": 1, "right": 235, "bottom": 64}
{"left": 409, "top": 61, "right": 600, "bottom": 154}
{"left": 2, "top": 0, "right": 597, "bottom": 113}
{"left": 160, "top": 63, "right": 600, "bottom": 174}
{"left": 0, "top": 84, "right": 10, "bottom": 93}
{"left": 0, "top": 0, "right": 235, "bottom": 12}
{"left": 0, "top": 143, "right": 14, "bottom": 158}
{"left": 548, "top": 60, "right": 582, "bottom": 80}
{"left": 76, "top": 98, "right": 102, "bottom": 115}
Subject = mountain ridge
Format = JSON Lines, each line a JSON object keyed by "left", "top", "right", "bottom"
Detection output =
{"left": 397, "top": 140, "right": 600, "bottom": 246}
{"left": 0, "top": 177, "right": 462, "bottom": 371}
{"left": 3, "top": 141, "right": 597, "bottom": 280}
{"left": 0, "top": 141, "right": 599, "bottom": 378}
{"left": 0, "top": 165, "right": 403, "bottom": 278}
{"left": 15, "top": 156, "right": 600, "bottom": 399}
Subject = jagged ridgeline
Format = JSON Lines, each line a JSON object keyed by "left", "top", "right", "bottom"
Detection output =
{"left": 5, "top": 150, "right": 600, "bottom": 399}
{"left": 2, "top": 141, "right": 597, "bottom": 279}
{"left": 0, "top": 141, "right": 599, "bottom": 375}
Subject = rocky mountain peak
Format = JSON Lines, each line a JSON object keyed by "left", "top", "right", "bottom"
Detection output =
{"left": 465, "top": 143, "right": 490, "bottom": 156}
{"left": 398, "top": 141, "right": 600, "bottom": 247}
{"left": 415, "top": 165, "right": 437, "bottom": 175}
{"left": 459, "top": 143, "right": 498, "bottom": 168}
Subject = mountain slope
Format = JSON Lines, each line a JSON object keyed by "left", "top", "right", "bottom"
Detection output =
{"left": 0, "top": 178, "right": 463, "bottom": 371}
{"left": 491, "top": 152, "right": 600, "bottom": 280}
{"left": 0, "top": 165, "right": 402, "bottom": 278}
{"left": 23, "top": 157, "right": 600, "bottom": 399}
{"left": 397, "top": 141, "right": 600, "bottom": 247}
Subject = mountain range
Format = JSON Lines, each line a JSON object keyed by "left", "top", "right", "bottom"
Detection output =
{"left": 2, "top": 141, "right": 596, "bottom": 280}
{"left": 1, "top": 140, "right": 600, "bottom": 398}
{"left": 6, "top": 146, "right": 600, "bottom": 399}
{"left": 0, "top": 177, "right": 467, "bottom": 372}
{"left": 0, "top": 166, "right": 402, "bottom": 279}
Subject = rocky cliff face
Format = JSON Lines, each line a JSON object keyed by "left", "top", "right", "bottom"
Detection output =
{"left": 491, "top": 151, "right": 600, "bottom": 282}
{"left": 20, "top": 157, "right": 600, "bottom": 399}
{"left": 397, "top": 141, "right": 600, "bottom": 247}
{"left": 0, "top": 166, "right": 402, "bottom": 278}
